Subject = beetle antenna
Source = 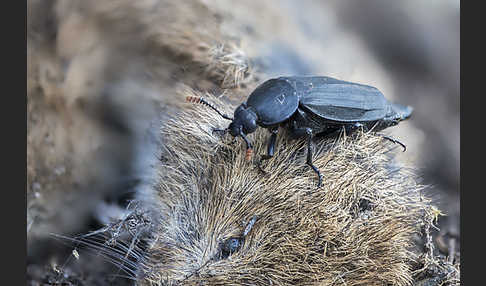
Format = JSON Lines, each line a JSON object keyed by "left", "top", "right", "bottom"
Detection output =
{"left": 186, "top": 96, "right": 233, "bottom": 121}
{"left": 239, "top": 131, "right": 253, "bottom": 161}
{"left": 212, "top": 127, "right": 228, "bottom": 136}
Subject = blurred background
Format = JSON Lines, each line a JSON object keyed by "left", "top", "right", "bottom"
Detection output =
{"left": 27, "top": 0, "right": 459, "bottom": 284}
{"left": 210, "top": 0, "right": 460, "bottom": 250}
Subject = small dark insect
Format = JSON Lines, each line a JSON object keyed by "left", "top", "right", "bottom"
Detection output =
{"left": 187, "top": 76, "right": 413, "bottom": 187}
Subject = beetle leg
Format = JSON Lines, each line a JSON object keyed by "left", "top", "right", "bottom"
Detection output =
{"left": 376, "top": 133, "right": 407, "bottom": 152}
{"left": 289, "top": 122, "right": 322, "bottom": 187}
{"left": 211, "top": 127, "right": 228, "bottom": 135}
{"left": 239, "top": 131, "right": 254, "bottom": 160}
{"left": 257, "top": 128, "right": 279, "bottom": 173}
{"left": 266, "top": 128, "right": 279, "bottom": 158}
{"left": 304, "top": 129, "right": 323, "bottom": 188}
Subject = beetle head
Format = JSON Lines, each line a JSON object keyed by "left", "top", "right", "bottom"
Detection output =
{"left": 228, "top": 104, "right": 258, "bottom": 137}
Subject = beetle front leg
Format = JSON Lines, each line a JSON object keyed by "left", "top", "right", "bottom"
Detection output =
{"left": 257, "top": 128, "right": 279, "bottom": 173}
{"left": 290, "top": 122, "right": 323, "bottom": 188}
{"left": 263, "top": 128, "right": 279, "bottom": 159}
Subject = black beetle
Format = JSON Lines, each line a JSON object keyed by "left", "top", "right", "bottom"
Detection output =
{"left": 187, "top": 76, "right": 413, "bottom": 187}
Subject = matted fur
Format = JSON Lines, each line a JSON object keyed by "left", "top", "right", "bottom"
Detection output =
{"left": 139, "top": 90, "right": 431, "bottom": 285}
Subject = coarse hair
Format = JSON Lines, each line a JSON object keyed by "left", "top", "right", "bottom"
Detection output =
{"left": 137, "top": 89, "right": 433, "bottom": 286}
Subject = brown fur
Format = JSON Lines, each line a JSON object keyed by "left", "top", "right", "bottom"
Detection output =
{"left": 138, "top": 90, "right": 432, "bottom": 285}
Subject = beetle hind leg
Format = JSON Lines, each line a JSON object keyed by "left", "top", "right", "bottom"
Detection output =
{"left": 305, "top": 131, "right": 323, "bottom": 188}
{"left": 376, "top": 133, "right": 407, "bottom": 152}
{"left": 289, "top": 122, "right": 323, "bottom": 187}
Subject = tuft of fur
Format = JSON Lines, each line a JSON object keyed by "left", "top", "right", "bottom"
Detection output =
{"left": 137, "top": 90, "right": 433, "bottom": 285}
{"left": 206, "top": 43, "right": 253, "bottom": 89}
{"left": 56, "top": 0, "right": 254, "bottom": 90}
